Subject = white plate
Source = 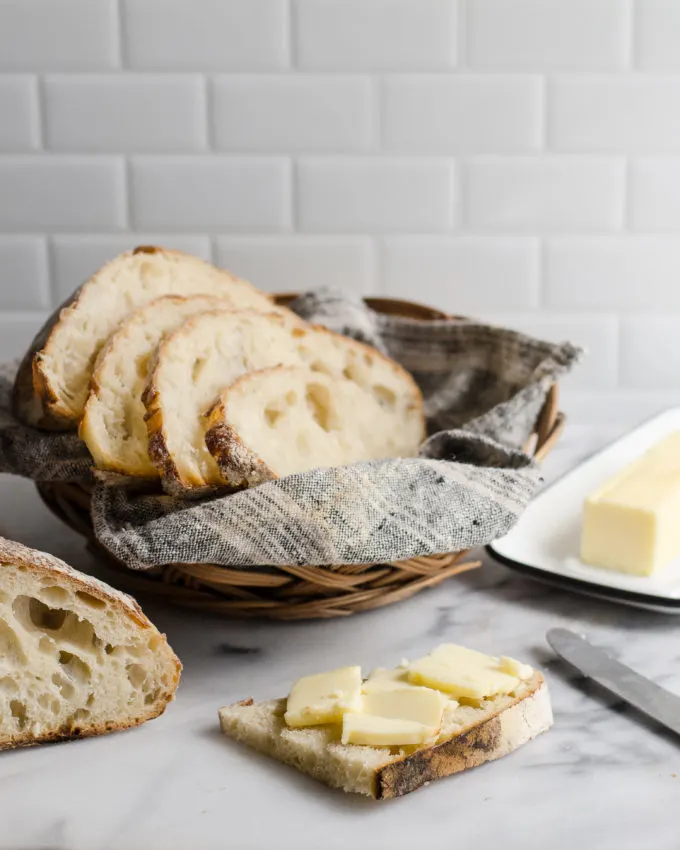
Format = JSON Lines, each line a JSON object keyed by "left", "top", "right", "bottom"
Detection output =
{"left": 487, "top": 408, "right": 680, "bottom": 613}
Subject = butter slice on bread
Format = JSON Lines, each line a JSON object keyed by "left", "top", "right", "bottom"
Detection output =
{"left": 218, "top": 653, "right": 551, "bottom": 799}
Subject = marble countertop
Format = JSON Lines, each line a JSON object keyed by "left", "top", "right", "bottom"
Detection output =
{"left": 1, "top": 423, "right": 679, "bottom": 850}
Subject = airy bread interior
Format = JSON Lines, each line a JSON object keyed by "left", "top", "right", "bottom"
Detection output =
{"left": 19, "top": 247, "right": 274, "bottom": 428}
{"left": 0, "top": 538, "right": 180, "bottom": 750}
{"left": 81, "top": 295, "right": 255, "bottom": 477}
{"left": 219, "top": 673, "right": 551, "bottom": 799}
{"left": 205, "top": 365, "right": 426, "bottom": 487}
{"left": 145, "top": 310, "right": 425, "bottom": 494}
{"left": 143, "top": 310, "right": 304, "bottom": 493}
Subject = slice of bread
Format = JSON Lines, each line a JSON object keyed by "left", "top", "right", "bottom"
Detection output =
{"left": 218, "top": 672, "right": 551, "bottom": 799}
{"left": 144, "top": 311, "right": 425, "bottom": 495}
{"left": 143, "top": 310, "right": 305, "bottom": 495}
{"left": 0, "top": 536, "right": 181, "bottom": 751}
{"left": 204, "top": 365, "right": 426, "bottom": 488}
{"left": 80, "top": 294, "right": 278, "bottom": 479}
{"left": 12, "top": 246, "right": 276, "bottom": 431}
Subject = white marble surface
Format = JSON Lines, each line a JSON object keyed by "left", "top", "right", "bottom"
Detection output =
{"left": 2, "top": 423, "right": 680, "bottom": 850}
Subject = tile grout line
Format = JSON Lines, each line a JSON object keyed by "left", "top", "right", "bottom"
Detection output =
{"left": 115, "top": 0, "right": 126, "bottom": 69}
{"left": 35, "top": 75, "right": 48, "bottom": 151}
{"left": 287, "top": 0, "right": 296, "bottom": 70}
{"left": 628, "top": 0, "right": 637, "bottom": 69}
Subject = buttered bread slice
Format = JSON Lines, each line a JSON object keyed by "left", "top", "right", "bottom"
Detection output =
{"left": 12, "top": 246, "right": 276, "bottom": 430}
{"left": 219, "top": 644, "right": 552, "bottom": 799}
{"left": 204, "top": 365, "right": 425, "bottom": 488}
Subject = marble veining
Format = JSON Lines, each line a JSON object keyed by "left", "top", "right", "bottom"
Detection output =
{"left": 0, "top": 422, "right": 679, "bottom": 850}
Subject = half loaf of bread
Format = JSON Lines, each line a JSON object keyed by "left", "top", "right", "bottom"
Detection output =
{"left": 0, "top": 536, "right": 181, "bottom": 750}
{"left": 12, "top": 246, "right": 275, "bottom": 430}
{"left": 219, "top": 672, "right": 551, "bottom": 799}
{"left": 204, "top": 365, "right": 426, "bottom": 488}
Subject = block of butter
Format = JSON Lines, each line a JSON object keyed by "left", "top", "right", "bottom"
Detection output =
{"left": 581, "top": 431, "right": 680, "bottom": 576}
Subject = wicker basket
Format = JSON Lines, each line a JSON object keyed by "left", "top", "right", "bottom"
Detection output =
{"left": 36, "top": 296, "right": 565, "bottom": 620}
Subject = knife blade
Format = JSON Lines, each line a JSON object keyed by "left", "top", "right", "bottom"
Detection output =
{"left": 547, "top": 627, "right": 680, "bottom": 738}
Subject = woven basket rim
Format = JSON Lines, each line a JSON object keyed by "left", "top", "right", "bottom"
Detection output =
{"left": 36, "top": 294, "right": 566, "bottom": 620}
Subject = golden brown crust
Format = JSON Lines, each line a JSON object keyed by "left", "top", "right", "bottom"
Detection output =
{"left": 141, "top": 337, "right": 196, "bottom": 495}
{"left": 142, "top": 309, "right": 294, "bottom": 496}
{"left": 204, "top": 330, "right": 425, "bottom": 489}
{"left": 374, "top": 674, "right": 546, "bottom": 799}
{"left": 203, "top": 389, "right": 279, "bottom": 489}
{"left": 12, "top": 245, "right": 268, "bottom": 432}
{"left": 0, "top": 689, "right": 177, "bottom": 752}
{"left": 12, "top": 294, "right": 84, "bottom": 430}
{"left": 80, "top": 294, "right": 237, "bottom": 479}
{"left": 0, "top": 535, "right": 182, "bottom": 751}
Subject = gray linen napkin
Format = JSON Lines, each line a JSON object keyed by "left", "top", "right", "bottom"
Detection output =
{"left": 0, "top": 290, "right": 581, "bottom": 570}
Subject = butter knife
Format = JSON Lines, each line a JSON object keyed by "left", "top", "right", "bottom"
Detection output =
{"left": 547, "top": 627, "right": 680, "bottom": 737}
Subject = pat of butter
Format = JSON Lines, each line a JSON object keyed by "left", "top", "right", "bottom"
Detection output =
{"left": 362, "top": 667, "right": 423, "bottom": 694}
{"left": 407, "top": 644, "right": 519, "bottom": 700}
{"left": 581, "top": 432, "right": 680, "bottom": 576}
{"left": 362, "top": 687, "right": 447, "bottom": 731}
{"left": 285, "top": 666, "right": 362, "bottom": 728}
{"left": 341, "top": 714, "right": 432, "bottom": 747}
{"left": 499, "top": 656, "right": 533, "bottom": 680}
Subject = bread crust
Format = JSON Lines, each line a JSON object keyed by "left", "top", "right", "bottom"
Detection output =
{"left": 142, "top": 337, "right": 205, "bottom": 496}
{"left": 203, "top": 372, "right": 281, "bottom": 489}
{"left": 0, "top": 535, "right": 182, "bottom": 751}
{"left": 12, "top": 246, "right": 269, "bottom": 432}
{"left": 374, "top": 675, "right": 550, "bottom": 799}
{"left": 12, "top": 293, "right": 83, "bottom": 430}
{"left": 142, "top": 309, "right": 297, "bottom": 496}
{"left": 204, "top": 328, "right": 426, "bottom": 489}
{"left": 80, "top": 294, "right": 240, "bottom": 479}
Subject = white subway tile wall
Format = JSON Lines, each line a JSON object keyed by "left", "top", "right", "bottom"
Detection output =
{"left": 0, "top": 0, "right": 678, "bottom": 425}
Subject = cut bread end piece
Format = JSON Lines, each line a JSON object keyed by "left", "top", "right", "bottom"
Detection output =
{"left": 204, "top": 365, "right": 426, "bottom": 488}
{"left": 79, "top": 294, "right": 299, "bottom": 479}
{"left": 12, "top": 246, "right": 276, "bottom": 431}
{"left": 0, "top": 536, "right": 181, "bottom": 751}
{"left": 218, "top": 672, "right": 551, "bottom": 799}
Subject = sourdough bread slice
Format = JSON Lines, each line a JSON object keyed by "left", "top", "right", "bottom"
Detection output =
{"left": 79, "top": 294, "right": 291, "bottom": 479}
{"left": 12, "top": 246, "right": 276, "bottom": 430}
{"left": 143, "top": 310, "right": 304, "bottom": 495}
{"left": 144, "top": 311, "right": 425, "bottom": 495}
{"left": 204, "top": 365, "right": 426, "bottom": 488}
{"left": 0, "top": 536, "right": 181, "bottom": 750}
{"left": 219, "top": 672, "right": 551, "bottom": 799}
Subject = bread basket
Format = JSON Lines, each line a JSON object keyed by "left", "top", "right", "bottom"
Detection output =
{"left": 36, "top": 296, "right": 565, "bottom": 620}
